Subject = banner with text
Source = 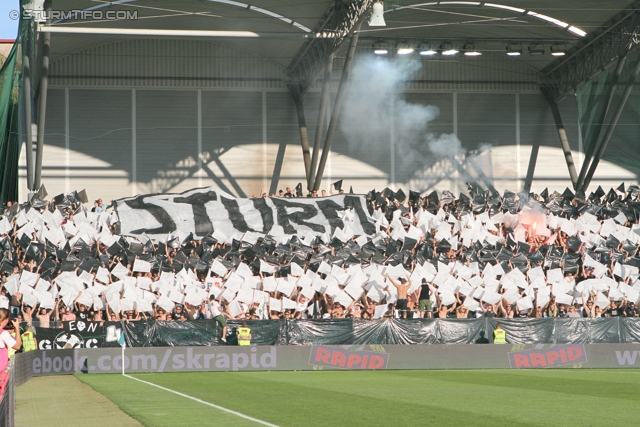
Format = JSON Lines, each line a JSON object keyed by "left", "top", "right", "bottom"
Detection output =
{"left": 18, "top": 343, "right": 640, "bottom": 377}
{"left": 114, "top": 187, "right": 376, "bottom": 239}
{"left": 37, "top": 321, "right": 123, "bottom": 350}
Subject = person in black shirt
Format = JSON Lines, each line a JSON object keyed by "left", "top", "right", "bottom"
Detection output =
{"left": 480, "top": 303, "right": 496, "bottom": 318}
{"left": 557, "top": 304, "right": 568, "bottom": 318}
{"left": 623, "top": 302, "right": 639, "bottom": 317}
{"left": 173, "top": 304, "right": 185, "bottom": 320}
{"left": 75, "top": 303, "right": 91, "bottom": 321}
{"left": 418, "top": 279, "right": 434, "bottom": 318}
{"left": 475, "top": 331, "right": 490, "bottom": 344}
{"left": 606, "top": 300, "right": 624, "bottom": 317}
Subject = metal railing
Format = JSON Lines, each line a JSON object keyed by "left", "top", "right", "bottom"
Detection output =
{"left": 0, "top": 362, "right": 15, "bottom": 427}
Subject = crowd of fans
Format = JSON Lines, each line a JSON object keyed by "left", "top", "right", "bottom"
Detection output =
{"left": 2, "top": 181, "right": 640, "bottom": 330}
{"left": 252, "top": 181, "right": 348, "bottom": 199}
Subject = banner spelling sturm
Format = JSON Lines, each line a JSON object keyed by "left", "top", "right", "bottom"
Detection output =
{"left": 114, "top": 187, "right": 376, "bottom": 240}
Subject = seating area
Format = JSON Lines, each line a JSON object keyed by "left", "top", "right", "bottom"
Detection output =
{"left": 1, "top": 183, "right": 639, "bottom": 329}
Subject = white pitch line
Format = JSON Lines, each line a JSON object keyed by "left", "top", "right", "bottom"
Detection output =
{"left": 123, "top": 374, "right": 280, "bottom": 427}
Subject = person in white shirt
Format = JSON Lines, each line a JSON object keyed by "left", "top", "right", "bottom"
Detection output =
{"left": 205, "top": 296, "right": 228, "bottom": 343}
{"left": 0, "top": 309, "right": 21, "bottom": 372}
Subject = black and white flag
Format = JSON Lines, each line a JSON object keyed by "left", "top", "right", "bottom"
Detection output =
{"left": 114, "top": 187, "right": 376, "bottom": 240}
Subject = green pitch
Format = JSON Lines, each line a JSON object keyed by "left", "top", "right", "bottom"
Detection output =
{"left": 77, "top": 369, "right": 640, "bottom": 426}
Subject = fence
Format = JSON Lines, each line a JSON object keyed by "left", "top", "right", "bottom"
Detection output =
{"left": 0, "top": 362, "right": 15, "bottom": 427}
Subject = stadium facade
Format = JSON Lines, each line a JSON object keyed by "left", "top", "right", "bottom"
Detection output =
{"left": 2, "top": 1, "right": 640, "bottom": 203}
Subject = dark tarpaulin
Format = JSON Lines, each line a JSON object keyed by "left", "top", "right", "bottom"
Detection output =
{"left": 620, "top": 317, "right": 640, "bottom": 343}
{"left": 588, "top": 318, "right": 621, "bottom": 343}
{"left": 490, "top": 318, "right": 555, "bottom": 344}
{"left": 228, "top": 320, "right": 283, "bottom": 346}
{"left": 551, "top": 318, "right": 591, "bottom": 343}
{"left": 123, "top": 319, "right": 282, "bottom": 347}
{"left": 40, "top": 318, "right": 640, "bottom": 348}
{"left": 124, "top": 320, "right": 218, "bottom": 347}
{"left": 121, "top": 321, "right": 157, "bottom": 347}
{"left": 286, "top": 319, "right": 355, "bottom": 345}
{"left": 489, "top": 318, "right": 622, "bottom": 344}
{"left": 435, "top": 319, "right": 487, "bottom": 344}
{"left": 351, "top": 319, "right": 439, "bottom": 344}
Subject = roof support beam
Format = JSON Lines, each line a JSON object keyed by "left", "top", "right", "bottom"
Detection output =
{"left": 540, "top": 2, "right": 640, "bottom": 103}
{"left": 523, "top": 140, "right": 540, "bottom": 194}
{"left": 580, "top": 58, "right": 640, "bottom": 193}
{"left": 23, "top": 54, "right": 34, "bottom": 192}
{"left": 293, "top": 95, "right": 312, "bottom": 187}
{"left": 574, "top": 56, "right": 626, "bottom": 192}
{"left": 286, "top": 0, "right": 374, "bottom": 100}
{"left": 541, "top": 88, "right": 579, "bottom": 190}
{"left": 308, "top": 53, "right": 334, "bottom": 191}
{"left": 38, "top": 26, "right": 320, "bottom": 38}
{"left": 35, "top": 5, "right": 52, "bottom": 190}
{"left": 313, "top": 23, "right": 361, "bottom": 191}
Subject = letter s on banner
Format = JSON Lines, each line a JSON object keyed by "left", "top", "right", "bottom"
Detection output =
{"left": 121, "top": 195, "right": 177, "bottom": 235}
{"left": 115, "top": 187, "right": 376, "bottom": 240}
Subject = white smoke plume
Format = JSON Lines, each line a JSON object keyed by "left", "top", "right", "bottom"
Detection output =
{"left": 339, "top": 55, "right": 493, "bottom": 192}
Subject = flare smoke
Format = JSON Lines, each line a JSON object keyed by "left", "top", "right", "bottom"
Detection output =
{"left": 340, "top": 56, "right": 493, "bottom": 190}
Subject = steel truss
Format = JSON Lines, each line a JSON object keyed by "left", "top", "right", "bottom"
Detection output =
{"left": 286, "top": 0, "right": 374, "bottom": 100}
{"left": 537, "top": 2, "right": 640, "bottom": 193}
{"left": 541, "top": 2, "right": 640, "bottom": 102}
{"left": 285, "top": 1, "right": 372, "bottom": 192}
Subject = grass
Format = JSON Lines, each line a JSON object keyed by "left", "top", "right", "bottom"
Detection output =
{"left": 77, "top": 369, "right": 640, "bottom": 427}
{"left": 15, "top": 376, "right": 143, "bottom": 427}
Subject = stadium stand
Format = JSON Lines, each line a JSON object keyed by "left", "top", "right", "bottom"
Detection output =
{"left": 1, "top": 182, "right": 639, "bottom": 332}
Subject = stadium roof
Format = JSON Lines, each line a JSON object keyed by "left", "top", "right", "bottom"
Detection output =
{"left": 43, "top": 0, "right": 331, "bottom": 69}
{"left": 41, "top": 1, "right": 635, "bottom": 75}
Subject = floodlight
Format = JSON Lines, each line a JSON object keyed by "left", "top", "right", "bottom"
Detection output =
{"left": 551, "top": 44, "right": 567, "bottom": 56}
{"left": 463, "top": 43, "right": 482, "bottom": 56}
{"left": 373, "top": 40, "right": 388, "bottom": 55}
{"left": 418, "top": 43, "right": 437, "bottom": 56}
{"left": 506, "top": 44, "right": 523, "bottom": 56}
{"left": 397, "top": 41, "right": 414, "bottom": 55}
{"left": 441, "top": 43, "right": 459, "bottom": 56}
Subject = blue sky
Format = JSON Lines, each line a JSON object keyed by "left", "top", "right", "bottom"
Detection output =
{"left": 0, "top": 0, "right": 20, "bottom": 40}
